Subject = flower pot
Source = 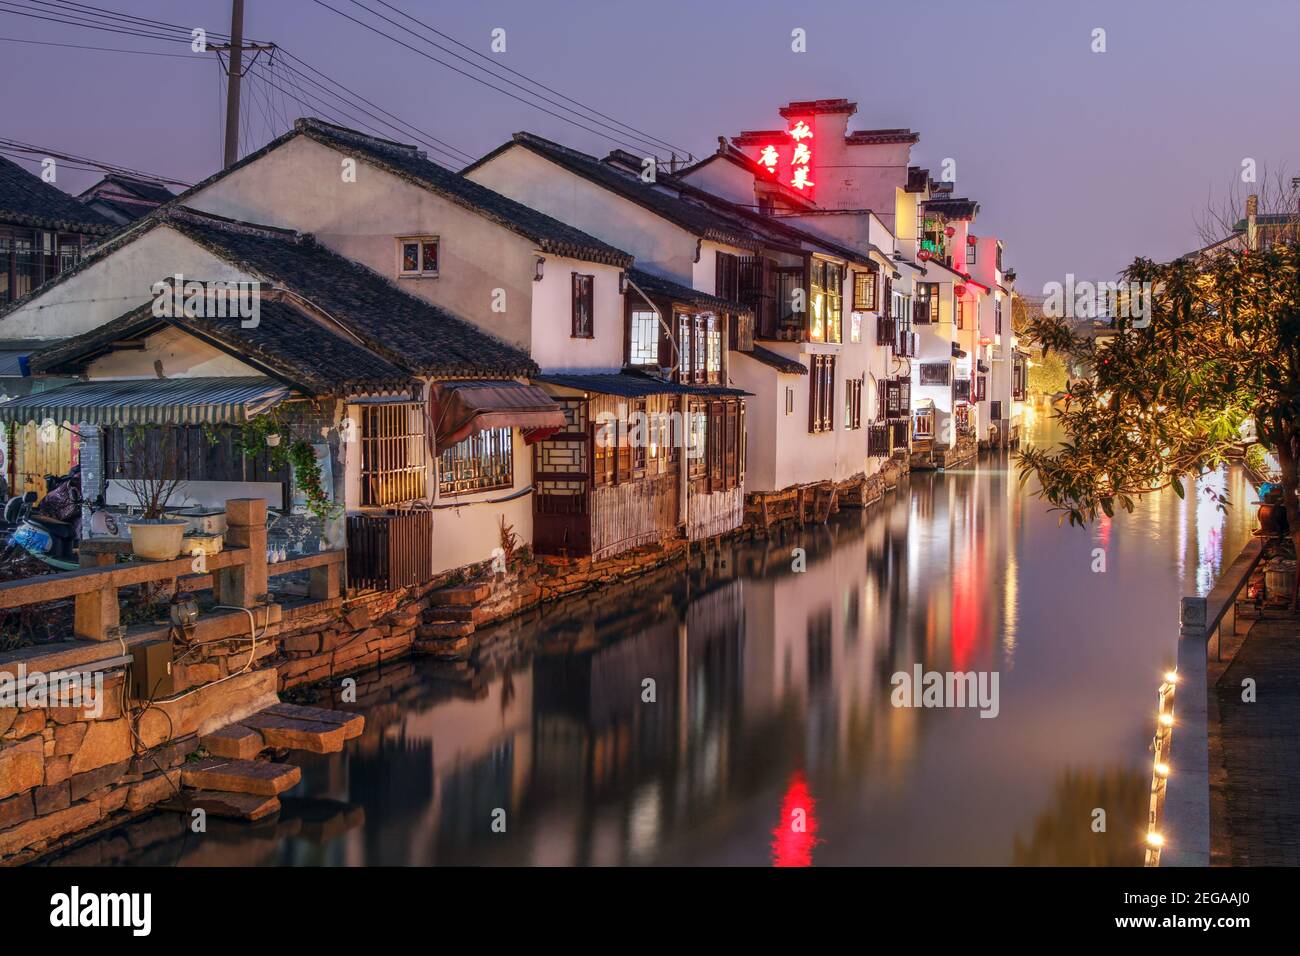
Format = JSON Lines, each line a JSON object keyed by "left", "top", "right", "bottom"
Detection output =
{"left": 126, "top": 519, "right": 189, "bottom": 561}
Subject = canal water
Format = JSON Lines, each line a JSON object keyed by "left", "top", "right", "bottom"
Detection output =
{"left": 53, "top": 412, "right": 1257, "bottom": 867}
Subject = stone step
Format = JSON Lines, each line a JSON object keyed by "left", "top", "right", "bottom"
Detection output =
{"left": 243, "top": 711, "right": 348, "bottom": 754}
{"left": 417, "top": 621, "right": 475, "bottom": 639}
{"left": 426, "top": 604, "right": 477, "bottom": 623}
{"left": 181, "top": 758, "right": 301, "bottom": 797}
{"left": 431, "top": 583, "right": 491, "bottom": 606}
{"left": 264, "top": 703, "right": 365, "bottom": 740}
{"left": 200, "top": 724, "right": 265, "bottom": 760}
{"left": 163, "top": 790, "right": 281, "bottom": 821}
{"left": 414, "top": 634, "right": 472, "bottom": 661}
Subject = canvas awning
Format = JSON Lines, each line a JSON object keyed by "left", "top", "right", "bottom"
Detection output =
{"left": 0, "top": 376, "right": 291, "bottom": 426}
{"left": 430, "top": 380, "right": 565, "bottom": 453}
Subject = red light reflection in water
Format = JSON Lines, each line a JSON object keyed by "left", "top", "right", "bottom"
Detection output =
{"left": 770, "top": 771, "right": 819, "bottom": 866}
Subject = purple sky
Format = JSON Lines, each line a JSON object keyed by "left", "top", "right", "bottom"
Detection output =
{"left": 3, "top": 0, "right": 1298, "bottom": 291}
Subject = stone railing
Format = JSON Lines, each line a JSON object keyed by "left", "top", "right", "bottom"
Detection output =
{"left": 1159, "top": 536, "right": 1264, "bottom": 866}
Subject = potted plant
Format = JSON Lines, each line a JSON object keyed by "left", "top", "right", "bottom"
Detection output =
{"left": 121, "top": 425, "right": 190, "bottom": 561}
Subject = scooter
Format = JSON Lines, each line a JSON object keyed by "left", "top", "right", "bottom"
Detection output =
{"left": 4, "top": 468, "right": 84, "bottom": 572}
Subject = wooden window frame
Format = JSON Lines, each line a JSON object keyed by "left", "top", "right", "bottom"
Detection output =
{"left": 808, "top": 354, "right": 836, "bottom": 434}
{"left": 627, "top": 305, "right": 660, "bottom": 367}
{"left": 845, "top": 378, "right": 863, "bottom": 430}
{"left": 361, "top": 402, "right": 428, "bottom": 506}
{"left": 571, "top": 272, "right": 595, "bottom": 338}
{"left": 439, "top": 426, "right": 513, "bottom": 497}
{"left": 397, "top": 236, "right": 439, "bottom": 277}
{"left": 853, "top": 270, "right": 877, "bottom": 312}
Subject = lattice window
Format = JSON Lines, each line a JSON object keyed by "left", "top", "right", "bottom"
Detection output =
{"left": 438, "top": 426, "right": 512, "bottom": 496}
{"left": 629, "top": 308, "right": 660, "bottom": 366}
{"left": 360, "top": 402, "right": 427, "bottom": 506}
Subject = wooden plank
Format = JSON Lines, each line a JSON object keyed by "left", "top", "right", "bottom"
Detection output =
{"left": 200, "top": 724, "right": 265, "bottom": 760}
{"left": 182, "top": 758, "right": 301, "bottom": 796}
{"left": 163, "top": 789, "right": 280, "bottom": 821}
{"left": 0, "top": 547, "right": 249, "bottom": 609}
{"left": 243, "top": 712, "right": 349, "bottom": 753}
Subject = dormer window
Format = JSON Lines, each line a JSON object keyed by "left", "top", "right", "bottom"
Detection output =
{"left": 398, "top": 236, "right": 439, "bottom": 277}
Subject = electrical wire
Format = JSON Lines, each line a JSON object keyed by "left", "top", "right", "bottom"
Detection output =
{"left": 366, "top": 0, "right": 690, "bottom": 156}
{"left": 309, "top": 0, "right": 675, "bottom": 158}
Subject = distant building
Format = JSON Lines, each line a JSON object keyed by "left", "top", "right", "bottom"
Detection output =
{"left": 77, "top": 174, "right": 175, "bottom": 225}
{"left": 0, "top": 154, "right": 116, "bottom": 306}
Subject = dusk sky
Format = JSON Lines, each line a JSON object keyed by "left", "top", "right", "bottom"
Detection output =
{"left": 3, "top": 0, "right": 1298, "bottom": 290}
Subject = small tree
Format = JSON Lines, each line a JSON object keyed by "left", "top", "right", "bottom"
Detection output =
{"left": 122, "top": 425, "right": 187, "bottom": 519}
{"left": 1018, "top": 237, "right": 1300, "bottom": 561}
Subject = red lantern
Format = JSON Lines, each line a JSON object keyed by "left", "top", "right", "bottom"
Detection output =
{"left": 944, "top": 226, "right": 956, "bottom": 238}
{"left": 955, "top": 284, "right": 967, "bottom": 297}
{"left": 967, "top": 235, "right": 977, "bottom": 245}
{"left": 917, "top": 249, "right": 931, "bottom": 261}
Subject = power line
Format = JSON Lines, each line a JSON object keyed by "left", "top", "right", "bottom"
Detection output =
{"left": 341, "top": 0, "right": 685, "bottom": 158}
{"left": 0, "top": 1, "right": 195, "bottom": 44}
{"left": 275, "top": 49, "right": 475, "bottom": 164}
{"left": 0, "top": 34, "right": 205, "bottom": 57}
{"left": 309, "top": 0, "right": 677, "bottom": 158}
{"left": 2, "top": 1, "right": 476, "bottom": 167}
{"left": 0, "top": 137, "right": 190, "bottom": 186}
{"left": 366, "top": 0, "right": 691, "bottom": 157}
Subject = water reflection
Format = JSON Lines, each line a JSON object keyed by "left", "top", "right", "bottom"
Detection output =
{"left": 53, "top": 421, "right": 1256, "bottom": 867}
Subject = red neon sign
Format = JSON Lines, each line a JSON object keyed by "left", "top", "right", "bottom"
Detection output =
{"left": 787, "top": 119, "right": 813, "bottom": 191}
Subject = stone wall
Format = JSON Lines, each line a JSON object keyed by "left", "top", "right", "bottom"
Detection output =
{"left": 1, "top": 464, "right": 904, "bottom": 864}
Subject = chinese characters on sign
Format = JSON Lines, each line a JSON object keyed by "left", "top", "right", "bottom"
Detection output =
{"left": 750, "top": 119, "right": 814, "bottom": 194}
{"left": 788, "top": 119, "right": 813, "bottom": 192}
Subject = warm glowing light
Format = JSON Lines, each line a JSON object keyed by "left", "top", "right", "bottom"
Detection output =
{"left": 1164, "top": 670, "right": 1178, "bottom": 684}
{"left": 1154, "top": 762, "right": 1170, "bottom": 777}
{"left": 1159, "top": 712, "right": 1174, "bottom": 727}
{"left": 788, "top": 120, "right": 812, "bottom": 141}
{"left": 792, "top": 142, "right": 812, "bottom": 165}
{"left": 756, "top": 144, "right": 779, "bottom": 173}
{"left": 1147, "top": 831, "right": 1164, "bottom": 848}
{"left": 791, "top": 166, "right": 814, "bottom": 190}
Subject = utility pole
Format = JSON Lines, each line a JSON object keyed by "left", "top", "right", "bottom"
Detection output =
{"left": 222, "top": 0, "right": 244, "bottom": 168}
{"left": 209, "top": 1, "right": 275, "bottom": 168}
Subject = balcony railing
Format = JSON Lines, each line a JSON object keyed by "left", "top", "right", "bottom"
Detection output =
{"left": 877, "top": 316, "right": 896, "bottom": 347}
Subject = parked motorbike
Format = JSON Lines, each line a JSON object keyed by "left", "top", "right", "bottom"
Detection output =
{"left": 3, "top": 468, "right": 84, "bottom": 572}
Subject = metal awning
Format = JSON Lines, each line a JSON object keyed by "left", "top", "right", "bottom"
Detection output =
{"left": 0, "top": 376, "right": 292, "bottom": 425}
{"left": 430, "top": 380, "right": 566, "bottom": 453}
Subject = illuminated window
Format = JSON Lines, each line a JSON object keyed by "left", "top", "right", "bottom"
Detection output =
{"left": 360, "top": 402, "right": 428, "bottom": 506}
{"left": 439, "top": 427, "right": 513, "bottom": 496}
{"left": 629, "top": 308, "right": 659, "bottom": 366}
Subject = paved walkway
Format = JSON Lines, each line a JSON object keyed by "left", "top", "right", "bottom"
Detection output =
{"left": 1212, "top": 614, "right": 1300, "bottom": 865}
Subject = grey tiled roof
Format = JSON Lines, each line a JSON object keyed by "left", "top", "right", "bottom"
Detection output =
{"left": 165, "top": 118, "right": 632, "bottom": 268}
{"left": 165, "top": 207, "right": 536, "bottom": 378}
{"left": 468, "top": 132, "right": 764, "bottom": 251}
{"left": 741, "top": 345, "right": 807, "bottom": 375}
{"left": 0, "top": 155, "right": 116, "bottom": 234}
{"left": 626, "top": 267, "right": 751, "bottom": 315}
{"left": 30, "top": 297, "right": 415, "bottom": 396}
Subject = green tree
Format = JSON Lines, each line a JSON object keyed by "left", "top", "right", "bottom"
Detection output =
{"left": 1018, "top": 242, "right": 1299, "bottom": 554}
